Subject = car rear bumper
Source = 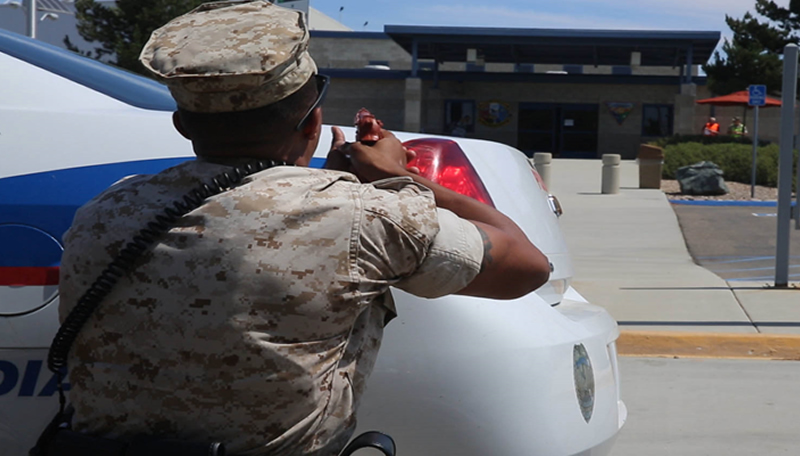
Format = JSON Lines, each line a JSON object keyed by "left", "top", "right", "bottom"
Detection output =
{"left": 354, "top": 288, "right": 625, "bottom": 456}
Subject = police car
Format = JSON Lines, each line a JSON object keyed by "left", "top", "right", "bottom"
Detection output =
{"left": 0, "top": 29, "right": 626, "bottom": 456}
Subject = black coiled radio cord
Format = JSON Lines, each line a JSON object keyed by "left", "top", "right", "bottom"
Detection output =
{"left": 47, "top": 159, "right": 288, "bottom": 416}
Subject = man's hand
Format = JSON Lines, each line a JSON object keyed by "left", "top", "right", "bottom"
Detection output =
{"left": 327, "top": 128, "right": 418, "bottom": 182}
{"left": 324, "top": 126, "right": 353, "bottom": 173}
{"left": 344, "top": 130, "right": 416, "bottom": 182}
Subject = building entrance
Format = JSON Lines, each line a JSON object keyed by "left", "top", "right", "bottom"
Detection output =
{"left": 517, "top": 103, "right": 599, "bottom": 158}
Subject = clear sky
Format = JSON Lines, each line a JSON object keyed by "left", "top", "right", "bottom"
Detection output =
{"left": 0, "top": 0, "right": 775, "bottom": 58}
{"left": 315, "top": 0, "right": 761, "bottom": 39}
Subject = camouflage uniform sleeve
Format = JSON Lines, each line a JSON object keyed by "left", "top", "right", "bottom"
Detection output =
{"left": 394, "top": 208, "right": 483, "bottom": 298}
{"left": 356, "top": 178, "right": 439, "bottom": 285}
{"left": 358, "top": 177, "right": 483, "bottom": 299}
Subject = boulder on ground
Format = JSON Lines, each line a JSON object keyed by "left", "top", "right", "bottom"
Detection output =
{"left": 676, "top": 161, "right": 730, "bottom": 196}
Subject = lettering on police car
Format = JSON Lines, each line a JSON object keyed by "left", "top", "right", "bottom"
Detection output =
{"left": 0, "top": 360, "right": 70, "bottom": 397}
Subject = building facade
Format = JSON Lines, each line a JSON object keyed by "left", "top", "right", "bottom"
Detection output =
{"left": 311, "top": 28, "right": 723, "bottom": 159}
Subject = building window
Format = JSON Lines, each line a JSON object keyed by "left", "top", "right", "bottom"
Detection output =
{"left": 612, "top": 66, "right": 632, "bottom": 75}
{"left": 642, "top": 104, "right": 673, "bottom": 137}
{"left": 445, "top": 100, "right": 475, "bottom": 136}
{"left": 563, "top": 65, "right": 583, "bottom": 74}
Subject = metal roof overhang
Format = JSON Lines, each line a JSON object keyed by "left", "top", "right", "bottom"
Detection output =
{"left": 385, "top": 26, "right": 720, "bottom": 67}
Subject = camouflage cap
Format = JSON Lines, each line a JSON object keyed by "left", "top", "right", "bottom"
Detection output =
{"left": 139, "top": 0, "right": 317, "bottom": 113}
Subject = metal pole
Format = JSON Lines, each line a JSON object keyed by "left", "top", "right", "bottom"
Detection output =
{"left": 796, "top": 117, "right": 800, "bottom": 230}
{"left": 775, "top": 44, "right": 797, "bottom": 287}
{"left": 685, "top": 45, "right": 694, "bottom": 84}
{"left": 24, "top": 0, "right": 36, "bottom": 39}
{"left": 751, "top": 105, "right": 759, "bottom": 198}
{"left": 796, "top": 99, "right": 800, "bottom": 230}
{"left": 411, "top": 38, "right": 418, "bottom": 78}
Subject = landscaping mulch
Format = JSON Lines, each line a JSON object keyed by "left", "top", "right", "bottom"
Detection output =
{"left": 661, "top": 179, "right": 789, "bottom": 201}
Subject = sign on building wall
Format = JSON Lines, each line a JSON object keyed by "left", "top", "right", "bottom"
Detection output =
{"left": 271, "top": 0, "right": 309, "bottom": 15}
{"left": 606, "top": 102, "right": 635, "bottom": 125}
{"left": 478, "top": 101, "right": 512, "bottom": 127}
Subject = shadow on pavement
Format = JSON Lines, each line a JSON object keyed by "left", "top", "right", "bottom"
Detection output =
{"left": 619, "top": 286, "right": 770, "bottom": 291}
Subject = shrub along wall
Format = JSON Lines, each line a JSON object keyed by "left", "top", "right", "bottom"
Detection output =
{"left": 661, "top": 141, "right": 796, "bottom": 188}
{"left": 650, "top": 134, "right": 771, "bottom": 148}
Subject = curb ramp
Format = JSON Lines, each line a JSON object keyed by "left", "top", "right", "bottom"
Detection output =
{"left": 618, "top": 330, "right": 800, "bottom": 360}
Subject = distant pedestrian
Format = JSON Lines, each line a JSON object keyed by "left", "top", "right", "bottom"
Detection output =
{"left": 702, "top": 116, "right": 720, "bottom": 136}
{"left": 728, "top": 117, "right": 748, "bottom": 137}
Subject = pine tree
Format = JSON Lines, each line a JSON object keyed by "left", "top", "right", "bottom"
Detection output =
{"left": 703, "top": 0, "right": 800, "bottom": 95}
{"left": 65, "top": 0, "right": 206, "bottom": 75}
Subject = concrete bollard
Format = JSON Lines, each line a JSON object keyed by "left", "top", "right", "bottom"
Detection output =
{"left": 601, "top": 154, "right": 621, "bottom": 194}
{"left": 533, "top": 153, "right": 552, "bottom": 190}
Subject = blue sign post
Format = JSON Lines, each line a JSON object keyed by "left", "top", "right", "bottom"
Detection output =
{"left": 748, "top": 85, "right": 767, "bottom": 106}
{"left": 748, "top": 85, "right": 766, "bottom": 198}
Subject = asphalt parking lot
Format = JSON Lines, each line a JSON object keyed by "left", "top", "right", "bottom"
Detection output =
{"left": 671, "top": 204, "right": 800, "bottom": 282}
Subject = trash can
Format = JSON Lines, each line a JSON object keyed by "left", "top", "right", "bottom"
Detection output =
{"left": 637, "top": 144, "right": 664, "bottom": 189}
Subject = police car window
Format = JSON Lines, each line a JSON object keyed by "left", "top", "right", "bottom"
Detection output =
{"left": 0, "top": 29, "right": 176, "bottom": 112}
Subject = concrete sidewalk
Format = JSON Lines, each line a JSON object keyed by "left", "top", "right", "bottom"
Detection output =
{"left": 548, "top": 159, "right": 800, "bottom": 357}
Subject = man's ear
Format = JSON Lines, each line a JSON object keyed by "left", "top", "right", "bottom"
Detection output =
{"left": 172, "top": 111, "right": 192, "bottom": 140}
{"left": 301, "top": 107, "right": 323, "bottom": 140}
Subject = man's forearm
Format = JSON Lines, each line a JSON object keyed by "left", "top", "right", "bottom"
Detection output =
{"left": 407, "top": 173, "right": 527, "bottom": 238}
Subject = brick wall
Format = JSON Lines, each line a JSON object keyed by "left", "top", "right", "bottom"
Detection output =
{"left": 423, "top": 80, "right": 679, "bottom": 158}
{"left": 322, "top": 79, "right": 407, "bottom": 131}
{"left": 309, "top": 38, "right": 411, "bottom": 70}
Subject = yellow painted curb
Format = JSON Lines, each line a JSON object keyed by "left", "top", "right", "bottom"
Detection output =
{"left": 617, "top": 330, "right": 800, "bottom": 360}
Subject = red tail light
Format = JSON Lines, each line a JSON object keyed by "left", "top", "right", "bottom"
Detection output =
{"left": 0, "top": 266, "right": 59, "bottom": 286}
{"left": 403, "top": 138, "right": 495, "bottom": 207}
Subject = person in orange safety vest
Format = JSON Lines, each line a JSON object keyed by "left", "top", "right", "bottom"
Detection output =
{"left": 703, "top": 117, "right": 720, "bottom": 136}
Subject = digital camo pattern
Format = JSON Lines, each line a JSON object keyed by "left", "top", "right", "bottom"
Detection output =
{"left": 140, "top": 0, "right": 316, "bottom": 113}
{"left": 59, "top": 160, "right": 483, "bottom": 455}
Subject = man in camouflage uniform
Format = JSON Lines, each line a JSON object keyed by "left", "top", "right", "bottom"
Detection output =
{"left": 58, "top": 1, "right": 550, "bottom": 455}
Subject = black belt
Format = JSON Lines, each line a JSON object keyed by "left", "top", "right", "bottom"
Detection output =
{"left": 34, "top": 424, "right": 394, "bottom": 456}
{"left": 33, "top": 422, "right": 224, "bottom": 456}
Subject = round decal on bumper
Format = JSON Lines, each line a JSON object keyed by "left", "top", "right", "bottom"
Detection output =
{"left": 573, "top": 344, "right": 595, "bottom": 423}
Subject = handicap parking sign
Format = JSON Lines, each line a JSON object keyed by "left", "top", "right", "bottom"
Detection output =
{"left": 748, "top": 85, "right": 767, "bottom": 106}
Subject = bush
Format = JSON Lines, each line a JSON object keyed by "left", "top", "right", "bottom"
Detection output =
{"left": 648, "top": 134, "right": 771, "bottom": 148}
{"left": 661, "top": 141, "right": 796, "bottom": 188}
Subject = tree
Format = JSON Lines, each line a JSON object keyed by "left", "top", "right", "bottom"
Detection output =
{"left": 65, "top": 0, "right": 206, "bottom": 75}
{"left": 703, "top": 0, "right": 800, "bottom": 95}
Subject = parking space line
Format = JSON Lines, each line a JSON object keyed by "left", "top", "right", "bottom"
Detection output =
{"left": 698, "top": 255, "right": 800, "bottom": 261}
{"left": 700, "top": 256, "right": 780, "bottom": 264}
{"left": 727, "top": 273, "right": 800, "bottom": 281}
{"left": 710, "top": 265, "right": 800, "bottom": 273}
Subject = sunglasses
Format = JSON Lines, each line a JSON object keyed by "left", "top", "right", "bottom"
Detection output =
{"left": 295, "top": 74, "right": 330, "bottom": 131}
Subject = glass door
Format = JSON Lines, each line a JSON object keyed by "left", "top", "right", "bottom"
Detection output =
{"left": 518, "top": 103, "right": 599, "bottom": 158}
{"left": 517, "top": 103, "right": 557, "bottom": 158}
{"left": 560, "top": 104, "right": 598, "bottom": 159}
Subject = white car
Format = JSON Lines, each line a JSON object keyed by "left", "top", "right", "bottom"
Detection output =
{"left": 0, "top": 29, "right": 626, "bottom": 456}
